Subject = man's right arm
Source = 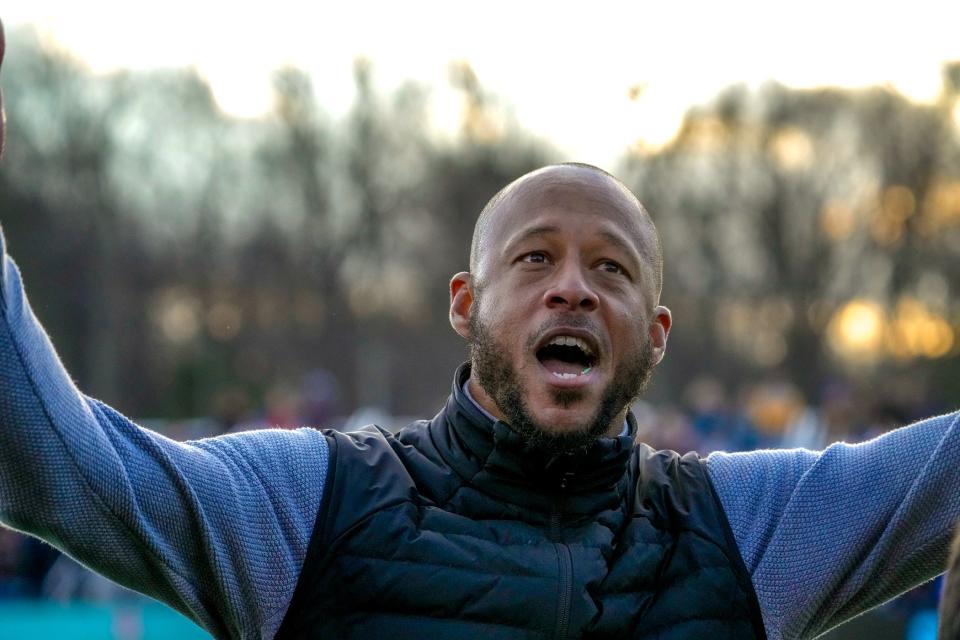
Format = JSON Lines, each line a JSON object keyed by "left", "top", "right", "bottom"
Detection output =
{"left": 0, "top": 224, "right": 330, "bottom": 638}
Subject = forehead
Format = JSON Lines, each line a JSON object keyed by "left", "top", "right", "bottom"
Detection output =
{"left": 482, "top": 170, "right": 652, "bottom": 259}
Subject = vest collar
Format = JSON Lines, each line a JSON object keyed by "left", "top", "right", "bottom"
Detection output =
{"left": 432, "top": 363, "right": 636, "bottom": 516}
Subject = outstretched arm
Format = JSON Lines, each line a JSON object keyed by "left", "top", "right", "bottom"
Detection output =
{"left": 0, "top": 226, "right": 330, "bottom": 638}
{"left": 707, "top": 413, "right": 960, "bottom": 640}
{"left": 0, "top": 26, "right": 329, "bottom": 639}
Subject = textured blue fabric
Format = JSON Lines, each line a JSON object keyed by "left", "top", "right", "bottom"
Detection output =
{"left": 706, "top": 415, "right": 960, "bottom": 640}
{"left": 0, "top": 227, "right": 329, "bottom": 639}
{"left": 1, "top": 222, "right": 958, "bottom": 640}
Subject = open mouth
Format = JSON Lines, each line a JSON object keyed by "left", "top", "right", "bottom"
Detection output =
{"left": 535, "top": 335, "right": 597, "bottom": 379}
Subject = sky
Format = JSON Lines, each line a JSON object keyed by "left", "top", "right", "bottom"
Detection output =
{"left": 6, "top": 1, "right": 960, "bottom": 167}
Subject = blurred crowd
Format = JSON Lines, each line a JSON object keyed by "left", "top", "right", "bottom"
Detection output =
{"left": 0, "top": 373, "right": 949, "bottom": 639}
{"left": 635, "top": 375, "right": 945, "bottom": 455}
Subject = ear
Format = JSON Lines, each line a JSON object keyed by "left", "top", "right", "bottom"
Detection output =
{"left": 649, "top": 305, "right": 672, "bottom": 365}
{"left": 449, "top": 271, "right": 474, "bottom": 340}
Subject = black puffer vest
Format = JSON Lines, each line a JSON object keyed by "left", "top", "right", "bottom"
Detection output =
{"left": 277, "top": 365, "right": 765, "bottom": 639}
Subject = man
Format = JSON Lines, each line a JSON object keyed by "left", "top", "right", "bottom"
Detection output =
{"left": 2, "top": 21, "right": 960, "bottom": 640}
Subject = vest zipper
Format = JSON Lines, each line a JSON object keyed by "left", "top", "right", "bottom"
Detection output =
{"left": 551, "top": 472, "right": 574, "bottom": 640}
{"left": 553, "top": 539, "right": 573, "bottom": 639}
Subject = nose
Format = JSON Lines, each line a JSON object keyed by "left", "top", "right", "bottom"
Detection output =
{"left": 543, "top": 262, "right": 599, "bottom": 312}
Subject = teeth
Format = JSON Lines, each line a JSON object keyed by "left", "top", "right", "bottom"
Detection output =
{"left": 552, "top": 367, "right": 592, "bottom": 379}
{"left": 547, "top": 335, "right": 594, "bottom": 356}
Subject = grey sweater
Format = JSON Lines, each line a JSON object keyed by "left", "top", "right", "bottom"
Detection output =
{"left": 0, "top": 228, "right": 958, "bottom": 639}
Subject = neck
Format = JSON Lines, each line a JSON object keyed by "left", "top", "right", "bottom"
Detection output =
{"left": 467, "top": 376, "right": 507, "bottom": 422}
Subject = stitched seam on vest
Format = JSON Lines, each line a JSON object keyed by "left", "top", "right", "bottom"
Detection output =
{"left": 438, "top": 480, "right": 479, "bottom": 512}
{"left": 425, "top": 416, "right": 479, "bottom": 509}
{"left": 274, "top": 432, "right": 339, "bottom": 639}
{"left": 340, "top": 526, "right": 568, "bottom": 549}
{"left": 700, "top": 457, "right": 768, "bottom": 640}
{"left": 339, "top": 608, "right": 551, "bottom": 637}
{"left": 336, "top": 552, "right": 558, "bottom": 577}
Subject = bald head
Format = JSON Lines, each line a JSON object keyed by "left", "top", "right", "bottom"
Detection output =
{"left": 469, "top": 163, "right": 663, "bottom": 300}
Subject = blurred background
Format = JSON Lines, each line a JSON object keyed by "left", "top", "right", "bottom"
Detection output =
{"left": 2, "top": 1, "right": 960, "bottom": 638}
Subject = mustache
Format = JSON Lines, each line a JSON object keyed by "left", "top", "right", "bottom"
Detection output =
{"left": 524, "top": 314, "right": 601, "bottom": 350}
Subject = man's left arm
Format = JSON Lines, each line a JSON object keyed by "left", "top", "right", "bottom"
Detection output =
{"left": 706, "top": 411, "right": 960, "bottom": 640}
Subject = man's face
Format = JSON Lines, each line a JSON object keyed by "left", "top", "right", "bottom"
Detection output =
{"left": 468, "top": 299, "right": 655, "bottom": 454}
{"left": 452, "top": 167, "right": 671, "bottom": 451}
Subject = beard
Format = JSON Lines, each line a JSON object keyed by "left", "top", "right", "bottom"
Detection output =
{"left": 468, "top": 308, "right": 655, "bottom": 456}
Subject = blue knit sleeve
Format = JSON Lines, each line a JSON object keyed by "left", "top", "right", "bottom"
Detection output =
{"left": 0, "top": 229, "right": 328, "bottom": 639}
{"left": 706, "top": 413, "right": 960, "bottom": 640}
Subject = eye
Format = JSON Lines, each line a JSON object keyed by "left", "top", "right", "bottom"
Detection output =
{"left": 598, "top": 259, "right": 628, "bottom": 276}
{"left": 519, "top": 251, "right": 549, "bottom": 264}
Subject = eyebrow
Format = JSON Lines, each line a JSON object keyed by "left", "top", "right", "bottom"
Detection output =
{"left": 503, "top": 224, "right": 643, "bottom": 264}
{"left": 504, "top": 225, "right": 562, "bottom": 251}
{"left": 596, "top": 230, "right": 643, "bottom": 262}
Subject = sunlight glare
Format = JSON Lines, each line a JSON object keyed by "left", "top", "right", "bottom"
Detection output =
{"left": 7, "top": 0, "right": 960, "bottom": 165}
{"left": 828, "top": 300, "right": 885, "bottom": 363}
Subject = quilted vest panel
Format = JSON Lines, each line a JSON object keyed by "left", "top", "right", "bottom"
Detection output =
{"left": 277, "top": 368, "right": 764, "bottom": 639}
